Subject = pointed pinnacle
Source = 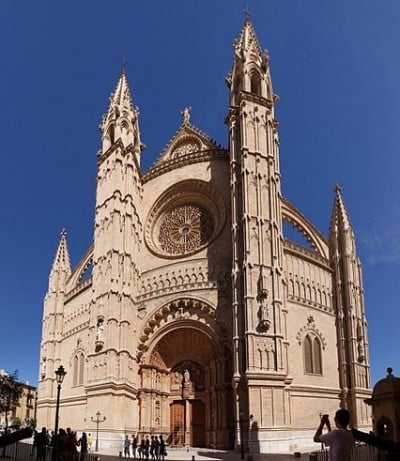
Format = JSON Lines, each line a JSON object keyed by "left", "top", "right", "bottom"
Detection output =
{"left": 330, "top": 184, "right": 352, "bottom": 235}
{"left": 121, "top": 57, "right": 127, "bottom": 74}
{"left": 52, "top": 228, "right": 71, "bottom": 274}
{"left": 234, "top": 16, "right": 262, "bottom": 58}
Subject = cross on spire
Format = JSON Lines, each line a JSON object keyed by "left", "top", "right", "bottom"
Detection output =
{"left": 243, "top": 3, "right": 251, "bottom": 19}
{"left": 121, "top": 57, "right": 127, "bottom": 74}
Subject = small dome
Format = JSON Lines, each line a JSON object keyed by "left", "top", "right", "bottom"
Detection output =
{"left": 373, "top": 368, "right": 400, "bottom": 397}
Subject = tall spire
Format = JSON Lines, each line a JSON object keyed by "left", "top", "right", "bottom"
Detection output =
{"left": 234, "top": 18, "right": 263, "bottom": 61}
{"left": 227, "top": 18, "right": 274, "bottom": 105}
{"left": 329, "top": 185, "right": 371, "bottom": 420}
{"left": 51, "top": 229, "right": 71, "bottom": 273}
{"left": 330, "top": 184, "right": 353, "bottom": 236}
{"left": 99, "top": 67, "right": 143, "bottom": 163}
{"left": 48, "top": 229, "right": 71, "bottom": 292}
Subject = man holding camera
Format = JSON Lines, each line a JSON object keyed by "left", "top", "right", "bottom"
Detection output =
{"left": 313, "top": 409, "right": 353, "bottom": 461}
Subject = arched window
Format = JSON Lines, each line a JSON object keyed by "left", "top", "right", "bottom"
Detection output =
{"left": 303, "top": 334, "right": 322, "bottom": 375}
{"left": 289, "top": 279, "right": 294, "bottom": 295}
{"left": 73, "top": 353, "right": 85, "bottom": 386}
{"left": 250, "top": 71, "right": 262, "bottom": 96}
{"left": 73, "top": 355, "right": 79, "bottom": 386}
{"left": 304, "top": 335, "right": 313, "bottom": 373}
{"left": 107, "top": 124, "right": 115, "bottom": 145}
{"left": 301, "top": 283, "right": 306, "bottom": 299}
{"left": 79, "top": 353, "right": 85, "bottom": 385}
{"left": 313, "top": 339, "right": 322, "bottom": 374}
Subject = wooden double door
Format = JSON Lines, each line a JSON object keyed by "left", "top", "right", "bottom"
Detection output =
{"left": 170, "top": 399, "right": 206, "bottom": 447}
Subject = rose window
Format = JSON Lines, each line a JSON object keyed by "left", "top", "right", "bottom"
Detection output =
{"left": 158, "top": 204, "right": 213, "bottom": 255}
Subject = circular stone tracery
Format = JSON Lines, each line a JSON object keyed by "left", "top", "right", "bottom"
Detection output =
{"left": 145, "top": 180, "right": 226, "bottom": 259}
{"left": 158, "top": 203, "right": 214, "bottom": 255}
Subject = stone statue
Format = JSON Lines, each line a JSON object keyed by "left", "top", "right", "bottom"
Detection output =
{"left": 184, "top": 368, "right": 190, "bottom": 384}
{"left": 96, "top": 319, "right": 104, "bottom": 341}
{"left": 181, "top": 107, "right": 191, "bottom": 125}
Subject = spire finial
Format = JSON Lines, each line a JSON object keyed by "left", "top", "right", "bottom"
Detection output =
{"left": 180, "top": 106, "right": 192, "bottom": 125}
{"left": 121, "top": 57, "right": 127, "bottom": 74}
{"left": 335, "top": 183, "right": 342, "bottom": 194}
{"left": 61, "top": 228, "right": 67, "bottom": 237}
{"left": 244, "top": 3, "right": 251, "bottom": 19}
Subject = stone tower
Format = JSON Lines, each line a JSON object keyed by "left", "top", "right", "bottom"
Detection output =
{"left": 330, "top": 185, "right": 371, "bottom": 426}
{"left": 39, "top": 231, "right": 71, "bottom": 403}
{"left": 87, "top": 69, "right": 144, "bottom": 428}
{"left": 227, "top": 19, "right": 289, "bottom": 430}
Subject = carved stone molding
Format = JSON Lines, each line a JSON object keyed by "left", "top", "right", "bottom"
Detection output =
{"left": 145, "top": 180, "right": 226, "bottom": 259}
{"left": 296, "top": 321, "right": 327, "bottom": 350}
{"left": 137, "top": 298, "right": 220, "bottom": 360}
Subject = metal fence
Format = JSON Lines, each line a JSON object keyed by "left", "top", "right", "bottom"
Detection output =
{"left": 0, "top": 442, "right": 99, "bottom": 461}
{"left": 309, "top": 443, "right": 375, "bottom": 461}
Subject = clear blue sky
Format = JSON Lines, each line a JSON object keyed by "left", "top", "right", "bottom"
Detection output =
{"left": 1, "top": 0, "right": 399, "bottom": 387}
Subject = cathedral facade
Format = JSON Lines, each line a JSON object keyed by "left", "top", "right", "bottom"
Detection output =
{"left": 37, "top": 20, "right": 371, "bottom": 453}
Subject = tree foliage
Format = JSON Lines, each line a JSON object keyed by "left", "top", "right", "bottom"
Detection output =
{"left": 9, "top": 417, "right": 21, "bottom": 429}
{"left": 0, "top": 370, "right": 23, "bottom": 429}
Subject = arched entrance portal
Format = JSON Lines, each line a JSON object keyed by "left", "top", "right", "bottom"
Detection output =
{"left": 138, "top": 323, "right": 232, "bottom": 449}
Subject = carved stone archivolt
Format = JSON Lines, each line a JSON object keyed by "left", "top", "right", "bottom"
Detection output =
{"left": 148, "top": 328, "right": 218, "bottom": 369}
{"left": 145, "top": 180, "right": 226, "bottom": 258}
{"left": 137, "top": 298, "right": 221, "bottom": 361}
{"left": 296, "top": 319, "right": 327, "bottom": 350}
{"left": 170, "top": 136, "right": 202, "bottom": 158}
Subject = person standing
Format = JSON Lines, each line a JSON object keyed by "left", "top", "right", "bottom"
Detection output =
{"left": 131, "top": 434, "right": 137, "bottom": 459}
{"left": 150, "top": 436, "right": 155, "bottom": 460}
{"left": 36, "top": 427, "right": 48, "bottom": 461}
{"left": 124, "top": 435, "right": 131, "bottom": 457}
{"left": 158, "top": 435, "right": 165, "bottom": 461}
{"left": 313, "top": 409, "right": 354, "bottom": 461}
{"left": 144, "top": 436, "right": 150, "bottom": 461}
{"left": 78, "top": 432, "right": 88, "bottom": 461}
{"left": 138, "top": 437, "right": 145, "bottom": 460}
{"left": 87, "top": 433, "right": 93, "bottom": 453}
{"left": 153, "top": 436, "right": 159, "bottom": 461}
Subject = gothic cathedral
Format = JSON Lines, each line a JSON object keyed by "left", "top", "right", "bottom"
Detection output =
{"left": 37, "top": 19, "right": 371, "bottom": 453}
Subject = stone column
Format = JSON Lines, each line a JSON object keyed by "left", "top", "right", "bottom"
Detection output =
{"left": 184, "top": 399, "right": 190, "bottom": 447}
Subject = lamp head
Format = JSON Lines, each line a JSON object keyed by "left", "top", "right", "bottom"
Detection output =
{"left": 55, "top": 365, "right": 66, "bottom": 384}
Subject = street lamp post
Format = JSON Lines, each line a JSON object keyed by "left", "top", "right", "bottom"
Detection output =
{"left": 91, "top": 411, "right": 106, "bottom": 452}
{"left": 54, "top": 365, "right": 66, "bottom": 435}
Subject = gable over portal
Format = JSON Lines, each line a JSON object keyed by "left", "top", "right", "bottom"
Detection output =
{"left": 147, "top": 108, "right": 224, "bottom": 172}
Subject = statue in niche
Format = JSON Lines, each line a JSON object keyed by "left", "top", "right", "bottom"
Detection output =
{"left": 357, "top": 343, "right": 365, "bottom": 363}
{"left": 41, "top": 358, "right": 46, "bottom": 380}
{"left": 258, "top": 267, "right": 269, "bottom": 300}
{"left": 96, "top": 318, "right": 104, "bottom": 341}
{"left": 184, "top": 368, "right": 190, "bottom": 384}
{"left": 182, "top": 368, "right": 193, "bottom": 398}
{"left": 174, "top": 371, "right": 181, "bottom": 384}
{"left": 257, "top": 270, "right": 271, "bottom": 332}
{"left": 356, "top": 320, "right": 363, "bottom": 340}
{"left": 170, "top": 371, "right": 181, "bottom": 391}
